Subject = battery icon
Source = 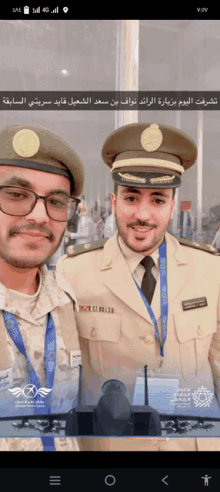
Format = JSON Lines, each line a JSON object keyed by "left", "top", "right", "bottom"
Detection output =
{"left": 24, "top": 6, "right": 30, "bottom": 14}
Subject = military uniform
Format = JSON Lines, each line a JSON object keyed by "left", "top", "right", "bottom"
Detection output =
{"left": 57, "top": 232, "right": 220, "bottom": 450}
{"left": 0, "top": 253, "right": 81, "bottom": 451}
{"left": 0, "top": 123, "right": 84, "bottom": 451}
{"left": 57, "top": 122, "right": 220, "bottom": 451}
{"left": 0, "top": 265, "right": 80, "bottom": 418}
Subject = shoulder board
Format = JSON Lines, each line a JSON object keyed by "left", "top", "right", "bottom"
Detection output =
{"left": 66, "top": 238, "right": 108, "bottom": 257}
{"left": 177, "top": 237, "right": 218, "bottom": 254}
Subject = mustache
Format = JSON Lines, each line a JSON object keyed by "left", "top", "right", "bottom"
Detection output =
{"left": 9, "top": 224, "right": 55, "bottom": 241}
{"left": 128, "top": 221, "right": 156, "bottom": 228}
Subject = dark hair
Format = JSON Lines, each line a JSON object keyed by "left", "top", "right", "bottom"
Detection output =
{"left": 114, "top": 183, "right": 176, "bottom": 199}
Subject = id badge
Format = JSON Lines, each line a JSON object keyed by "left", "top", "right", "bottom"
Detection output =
{"left": 70, "top": 350, "right": 82, "bottom": 369}
{"left": 0, "top": 368, "right": 13, "bottom": 391}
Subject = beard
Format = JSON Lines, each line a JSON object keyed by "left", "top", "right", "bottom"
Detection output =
{"left": 0, "top": 228, "right": 66, "bottom": 269}
{"left": 115, "top": 214, "right": 172, "bottom": 254}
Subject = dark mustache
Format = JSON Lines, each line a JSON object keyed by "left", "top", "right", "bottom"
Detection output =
{"left": 9, "top": 224, "right": 55, "bottom": 241}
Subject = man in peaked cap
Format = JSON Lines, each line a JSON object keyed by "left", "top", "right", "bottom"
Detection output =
{"left": 0, "top": 123, "right": 84, "bottom": 452}
{"left": 57, "top": 123, "right": 220, "bottom": 452}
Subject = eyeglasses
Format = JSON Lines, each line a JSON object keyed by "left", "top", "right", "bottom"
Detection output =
{"left": 0, "top": 186, "right": 81, "bottom": 222}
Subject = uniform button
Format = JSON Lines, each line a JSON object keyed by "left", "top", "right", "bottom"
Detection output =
{"left": 198, "top": 328, "right": 203, "bottom": 336}
{"left": 104, "top": 256, "right": 112, "bottom": 266}
{"left": 144, "top": 335, "right": 154, "bottom": 344}
{"left": 90, "top": 328, "right": 97, "bottom": 337}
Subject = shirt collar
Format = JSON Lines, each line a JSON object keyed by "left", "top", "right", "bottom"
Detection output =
{"left": 118, "top": 235, "right": 160, "bottom": 275}
{"left": 0, "top": 264, "right": 72, "bottom": 323}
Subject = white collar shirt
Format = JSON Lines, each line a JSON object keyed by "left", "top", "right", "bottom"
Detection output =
{"left": 118, "top": 235, "right": 159, "bottom": 287}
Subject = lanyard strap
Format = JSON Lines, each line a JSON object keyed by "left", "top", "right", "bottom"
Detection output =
{"left": 2, "top": 310, "right": 56, "bottom": 450}
{"left": 134, "top": 239, "right": 168, "bottom": 357}
{"left": 117, "top": 234, "right": 168, "bottom": 358}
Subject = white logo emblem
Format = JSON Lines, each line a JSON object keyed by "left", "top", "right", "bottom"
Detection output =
{"left": 9, "top": 384, "right": 52, "bottom": 399}
{"left": 191, "top": 386, "right": 214, "bottom": 407}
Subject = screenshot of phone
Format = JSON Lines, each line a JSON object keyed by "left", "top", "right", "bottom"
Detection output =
{"left": 0, "top": 5, "right": 219, "bottom": 490}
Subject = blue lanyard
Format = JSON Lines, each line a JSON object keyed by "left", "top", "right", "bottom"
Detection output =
{"left": 134, "top": 239, "right": 168, "bottom": 359}
{"left": 117, "top": 234, "right": 168, "bottom": 360}
{"left": 2, "top": 310, "right": 56, "bottom": 451}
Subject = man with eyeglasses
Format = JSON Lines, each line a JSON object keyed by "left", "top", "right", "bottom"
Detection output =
{"left": 0, "top": 123, "right": 84, "bottom": 452}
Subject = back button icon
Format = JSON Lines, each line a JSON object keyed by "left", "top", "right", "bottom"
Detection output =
{"left": 162, "top": 475, "right": 169, "bottom": 486}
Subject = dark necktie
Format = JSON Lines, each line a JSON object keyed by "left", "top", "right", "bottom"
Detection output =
{"left": 140, "top": 256, "right": 156, "bottom": 305}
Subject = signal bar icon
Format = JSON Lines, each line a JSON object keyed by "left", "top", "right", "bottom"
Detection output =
{"left": 33, "top": 6, "right": 40, "bottom": 13}
{"left": 51, "top": 6, "right": 59, "bottom": 13}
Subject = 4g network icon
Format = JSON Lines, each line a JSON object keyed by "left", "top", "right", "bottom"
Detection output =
{"left": 17, "top": 6, "right": 69, "bottom": 14}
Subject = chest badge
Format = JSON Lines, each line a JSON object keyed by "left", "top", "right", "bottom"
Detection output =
{"left": 182, "top": 297, "right": 208, "bottom": 311}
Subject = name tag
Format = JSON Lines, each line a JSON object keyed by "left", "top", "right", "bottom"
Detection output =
{"left": 182, "top": 297, "right": 208, "bottom": 311}
{"left": 70, "top": 350, "right": 82, "bottom": 369}
{"left": 0, "top": 368, "right": 12, "bottom": 391}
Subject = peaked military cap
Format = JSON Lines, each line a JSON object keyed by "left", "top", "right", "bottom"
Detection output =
{"left": 0, "top": 124, "right": 84, "bottom": 196}
{"left": 101, "top": 123, "right": 197, "bottom": 189}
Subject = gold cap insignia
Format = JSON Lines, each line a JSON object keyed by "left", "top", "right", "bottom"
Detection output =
{"left": 12, "top": 129, "right": 40, "bottom": 158}
{"left": 84, "top": 243, "right": 91, "bottom": 249}
{"left": 141, "top": 124, "right": 163, "bottom": 152}
{"left": 104, "top": 256, "right": 112, "bottom": 266}
{"left": 149, "top": 175, "right": 175, "bottom": 184}
{"left": 118, "top": 172, "right": 147, "bottom": 183}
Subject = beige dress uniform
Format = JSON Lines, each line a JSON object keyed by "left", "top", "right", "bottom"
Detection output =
{"left": 0, "top": 265, "right": 81, "bottom": 451}
{"left": 56, "top": 232, "right": 220, "bottom": 451}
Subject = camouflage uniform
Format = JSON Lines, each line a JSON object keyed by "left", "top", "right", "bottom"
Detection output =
{"left": 0, "top": 265, "right": 81, "bottom": 451}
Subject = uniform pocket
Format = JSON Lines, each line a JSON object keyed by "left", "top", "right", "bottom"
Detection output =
{"left": 173, "top": 307, "right": 217, "bottom": 381}
{"left": 75, "top": 312, "right": 121, "bottom": 377}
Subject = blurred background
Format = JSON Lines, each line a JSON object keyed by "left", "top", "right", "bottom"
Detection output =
{"left": 1, "top": 19, "right": 220, "bottom": 261}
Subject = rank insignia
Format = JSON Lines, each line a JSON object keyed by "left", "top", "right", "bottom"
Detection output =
{"left": 67, "top": 245, "right": 75, "bottom": 254}
{"left": 177, "top": 237, "right": 218, "bottom": 254}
